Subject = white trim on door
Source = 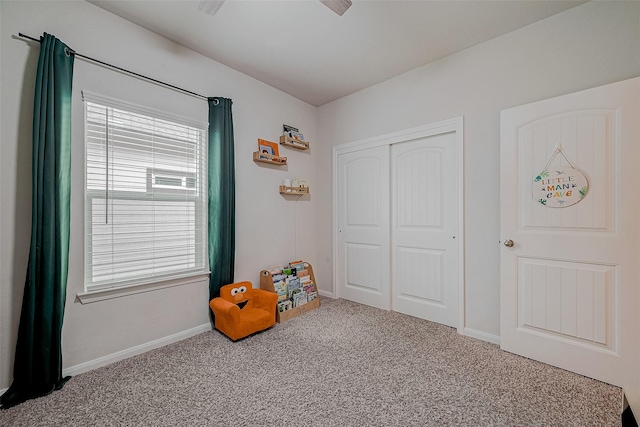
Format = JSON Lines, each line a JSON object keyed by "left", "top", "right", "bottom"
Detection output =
{"left": 332, "top": 117, "right": 465, "bottom": 334}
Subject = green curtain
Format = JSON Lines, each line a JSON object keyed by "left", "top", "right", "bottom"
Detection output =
{"left": 207, "top": 97, "right": 235, "bottom": 301}
{"left": 1, "top": 33, "right": 74, "bottom": 409}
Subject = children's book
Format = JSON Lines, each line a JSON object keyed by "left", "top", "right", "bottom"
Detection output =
{"left": 298, "top": 273, "right": 311, "bottom": 283}
{"left": 294, "top": 291, "right": 308, "bottom": 307}
{"left": 268, "top": 266, "right": 284, "bottom": 275}
{"left": 283, "top": 124, "right": 298, "bottom": 134}
{"left": 278, "top": 300, "right": 292, "bottom": 312}
{"left": 289, "top": 260, "right": 305, "bottom": 272}
{"left": 273, "top": 280, "right": 288, "bottom": 301}
{"left": 287, "top": 277, "right": 301, "bottom": 291}
{"left": 258, "top": 139, "right": 279, "bottom": 157}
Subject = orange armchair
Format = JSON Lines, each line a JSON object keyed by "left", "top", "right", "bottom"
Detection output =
{"left": 210, "top": 281, "right": 278, "bottom": 341}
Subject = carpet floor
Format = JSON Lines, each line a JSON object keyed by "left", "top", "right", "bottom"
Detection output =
{"left": 0, "top": 298, "right": 622, "bottom": 426}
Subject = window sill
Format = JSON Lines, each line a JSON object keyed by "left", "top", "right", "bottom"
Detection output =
{"left": 76, "top": 272, "right": 211, "bottom": 304}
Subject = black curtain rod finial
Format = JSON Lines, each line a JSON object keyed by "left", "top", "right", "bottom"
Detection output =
{"left": 18, "top": 32, "right": 42, "bottom": 43}
{"left": 16, "top": 32, "right": 209, "bottom": 101}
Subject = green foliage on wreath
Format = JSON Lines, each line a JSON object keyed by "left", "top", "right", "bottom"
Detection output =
{"left": 538, "top": 199, "right": 547, "bottom": 206}
{"left": 579, "top": 186, "right": 588, "bottom": 199}
{"left": 534, "top": 170, "right": 550, "bottom": 182}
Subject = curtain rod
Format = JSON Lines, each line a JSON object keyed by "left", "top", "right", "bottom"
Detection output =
{"left": 17, "top": 33, "right": 209, "bottom": 101}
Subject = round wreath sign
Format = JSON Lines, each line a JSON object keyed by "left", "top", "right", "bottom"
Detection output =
{"left": 532, "top": 167, "right": 589, "bottom": 208}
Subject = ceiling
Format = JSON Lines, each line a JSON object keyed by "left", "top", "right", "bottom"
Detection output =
{"left": 87, "top": 0, "right": 585, "bottom": 106}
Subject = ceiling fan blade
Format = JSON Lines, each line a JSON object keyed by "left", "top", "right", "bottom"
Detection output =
{"left": 320, "top": 0, "right": 352, "bottom": 16}
{"left": 198, "top": 0, "right": 225, "bottom": 16}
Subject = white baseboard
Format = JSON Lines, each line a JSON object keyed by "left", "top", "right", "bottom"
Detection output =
{"left": 0, "top": 323, "right": 211, "bottom": 395}
{"left": 463, "top": 327, "right": 501, "bottom": 345}
{"left": 63, "top": 323, "right": 212, "bottom": 378}
{"left": 318, "top": 290, "right": 335, "bottom": 299}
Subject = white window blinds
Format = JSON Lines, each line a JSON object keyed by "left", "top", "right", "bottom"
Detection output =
{"left": 84, "top": 93, "right": 208, "bottom": 292}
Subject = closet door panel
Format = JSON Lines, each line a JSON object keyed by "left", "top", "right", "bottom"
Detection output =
{"left": 392, "top": 132, "right": 459, "bottom": 327}
{"left": 337, "top": 146, "right": 390, "bottom": 310}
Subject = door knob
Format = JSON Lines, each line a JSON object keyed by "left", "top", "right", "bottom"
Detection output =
{"left": 503, "top": 239, "right": 514, "bottom": 247}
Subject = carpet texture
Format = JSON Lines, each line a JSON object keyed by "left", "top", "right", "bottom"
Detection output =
{"left": 0, "top": 298, "right": 621, "bottom": 426}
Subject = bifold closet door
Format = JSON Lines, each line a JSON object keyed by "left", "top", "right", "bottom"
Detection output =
{"left": 337, "top": 146, "right": 391, "bottom": 310}
{"left": 391, "top": 133, "right": 459, "bottom": 327}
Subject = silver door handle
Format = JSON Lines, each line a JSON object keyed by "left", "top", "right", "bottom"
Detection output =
{"left": 504, "top": 239, "right": 514, "bottom": 247}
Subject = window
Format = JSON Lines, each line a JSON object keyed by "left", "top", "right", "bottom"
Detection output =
{"left": 83, "top": 93, "right": 208, "bottom": 292}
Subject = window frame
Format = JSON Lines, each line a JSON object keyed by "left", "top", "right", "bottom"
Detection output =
{"left": 81, "top": 91, "right": 210, "bottom": 299}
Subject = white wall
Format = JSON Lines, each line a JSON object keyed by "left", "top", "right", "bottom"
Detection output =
{"left": 0, "top": 0, "right": 317, "bottom": 389}
{"left": 315, "top": 1, "right": 640, "bottom": 338}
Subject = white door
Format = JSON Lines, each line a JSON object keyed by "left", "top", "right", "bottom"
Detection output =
{"left": 391, "top": 133, "right": 459, "bottom": 327}
{"left": 500, "top": 77, "right": 640, "bottom": 387}
{"left": 337, "top": 145, "right": 390, "bottom": 310}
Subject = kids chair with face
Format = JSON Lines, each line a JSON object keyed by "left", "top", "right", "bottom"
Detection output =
{"left": 209, "top": 281, "right": 278, "bottom": 341}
